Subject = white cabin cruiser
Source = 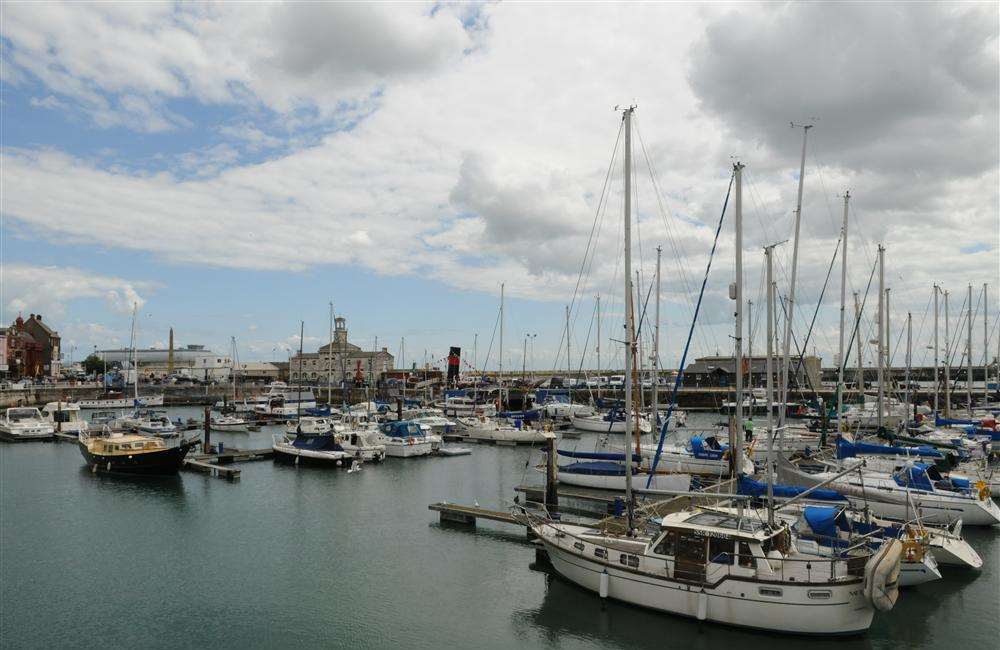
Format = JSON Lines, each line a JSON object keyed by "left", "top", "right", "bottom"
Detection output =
{"left": 285, "top": 416, "right": 333, "bottom": 436}
{"left": 435, "top": 396, "right": 497, "bottom": 418}
{"left": 571, "top": 411, "right": 651, "bottom": 434}
{"left": 41, "top": 402, "right": 89, "bottom": 435}
{"left": 272, "top": 431, "right": 351, "bottom": 465}
{"left": 531, "top": 507, "right": 902, "bottom": 635}
{"left": 335, "top": 428, "right": 386, "bottom": 462}
{"left": 0, "top": 407, "right": 55, "bottom": 441}
{"left": 210, "top": 415, "right": 250, "bottom": 432}
{"left": 458, "top": 416, "right": 554, "bottom": 444}
{"left": 376, "top": 421, "right": 433, "bottom": 457}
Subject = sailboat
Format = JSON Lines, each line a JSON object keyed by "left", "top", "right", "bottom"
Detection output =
{"left": 533, "top": 117, "right": 901, "bottom": 634}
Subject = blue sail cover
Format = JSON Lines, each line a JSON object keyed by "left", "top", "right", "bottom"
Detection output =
{"left": 937, "top": 414, "right": 977, "bottom": 426}
{"left": 557, "top": 449, "right": 642, "bottom": 462}
{"left": 444, "top": 389, "right": 468, "bottom": 399}
{"left": 835, "top": 436, "right": 942, "bottom": 460}
{"left": 291, "top": 433, "right": 342, "bottom": 451}
{"left": 498, "top": 410, "right": 541, "bottom": 421}
{"left": 738, "top": 476, "right": 847, "bottom": 502}
{"left": 560, "top": 461, "right": 627, "bottom": 476}
{"left": 963, "top": 426, "right": 1000, "bottom": 440}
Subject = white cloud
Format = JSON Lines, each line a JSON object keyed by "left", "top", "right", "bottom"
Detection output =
{"left": 1, "top": 2, "right": 997, "bottom": 366}
{"left": 2, "top": 263, "right": 156, "bottom": 320}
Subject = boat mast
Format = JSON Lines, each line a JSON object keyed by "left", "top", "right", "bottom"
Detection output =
{"left": 765, "top": 242, "right": 776, "bottom": 527}
{"left": 854, "top": 292, "right": 862, "bottom": 398}
{"left": 327, "top": 302, "right": 334, "bottom": 405}
{"left": 967, "top": 284, "right": 973, "bottom": 414}
{"left": 778, "top": 123, "right": 812, "bottom": 427}
{"left": 944, "top": 290, "right": 951, "bottom": 418}
{"left": 231, "top": 336, "right": 238, "bottom": 402}
{"left": 131, "top": 303, "right": 139, "bottom": 404}
{"left": 296, "top": 321, "right": 304, "bottom": 422}
{"left": 933, "top": 285, "right": 940, "bottom": 414}
{"left": 905, "top": 312, "right": 912, "bottom": 415}
{"left": 652, "top": 247, "right": 661, "bottom": 429}
{"left": 499, "top": 283, "right": 504, "bottom": 408}
{"left": 984, "top": 283, "right": 989, "bottom": 404}
{"left": 566, "top": 304, "right": 571, "bottom": 380}
{"left": 885, "top": 288, "right": 891, "bottom": 396}
{"left": 732, "top": 162, "right": 745, "bottom": 483}
{"left": 622, "top": 106, "right": 636, "bottom": 534}
{"left": 876, "top": 245, "right": 885, "bottom": 430}
{"left": 596, "top": 294, "right": 601, "bottom": 401}
{"left": 837, "top": 191, "right": 849, "bottom": 434}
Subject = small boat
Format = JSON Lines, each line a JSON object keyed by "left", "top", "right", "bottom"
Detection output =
{"left": 0, "top": 407, "right": 55, "bottom": 442}
{"left": 571, "top": 410, "right": 651, "bottom": 434}
{"left": 210, "top": 415, "right": 250, "bottom": 432}
{"left": 284, "top": 416, "right": 333, "bottom": 436}
{"left": 90, "top": 410, "right": 120, "bottom": 426}
{"left": 40, "top": 402, "right": 89, "bottom": 436}
{"left": 335, "top": 428, "right": 386, "bottom": 462}
{"left": 457, "top": 416, "right": 554, "bottom": 444}
{"left": 78, "top": 428, "right": 196, "bottom": 475}
{"left": 438, "top": 446, "right": 472, "bottom": 456}
{"left": 272, "top": 431, "right": 351, "bottom": 465}
{"left": 376, "top": 421, "right": 433, "bottom": 457}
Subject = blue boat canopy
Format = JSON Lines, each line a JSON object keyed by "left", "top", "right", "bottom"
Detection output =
{"left": 737, "top": 476, "right": 847, "bottom": 502}
{"left": 556, "top": 449, "right": 642, "bottom": 462}
{"left": 802, "top": 506, "right": 850, "bottom": 539}
{"left": 835, "top": 435, "right": 942, "bottom": 459}
{"left": 379, "top": 421, "right": 425, "bottom": 437}
{"left": 560, "top": 461, "right": 626, "bottom": 476}
{"left": 893, "top": 464, "right": 934, "bottom": 491}
{"left": 690, "top": 436, "right": 727, "bottom": 460}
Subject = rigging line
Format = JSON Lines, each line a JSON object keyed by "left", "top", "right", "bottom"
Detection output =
{"left": 836, "top": 257, "right": 879, "bottom": 395}
{"left": 551, "top": 120, "right": 624, "bottom": 374}
{"left": 479, "top": 301, "right": 502, "bottom": 375}
{"left": 646, "top": 168, "right": 734, "bottom": 485}
{"left": 634, "top": 118, "right": 720, "bottom": 355}
{"left": 911, "top": 289, "right": 934, "bottom": 368}
{"left": 791, "top": 233, "right": 842, "bottom": 385}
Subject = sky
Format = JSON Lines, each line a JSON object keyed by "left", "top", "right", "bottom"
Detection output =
{"left": 1, "top": 1, "right": 998, "bottom": 373}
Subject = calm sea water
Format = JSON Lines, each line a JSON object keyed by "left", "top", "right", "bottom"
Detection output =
{"left": 2, "top": 409, "right": 997, "bottom": 649}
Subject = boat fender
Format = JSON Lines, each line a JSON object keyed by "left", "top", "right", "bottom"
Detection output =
{"left": 864, "top": 539, "right": 902, "bottom": 612}
{"left": 696, "top": 590, "right": 708, "bottom": 621}
{"left": 599, "top": 569, "right": 609, "bottom": 599}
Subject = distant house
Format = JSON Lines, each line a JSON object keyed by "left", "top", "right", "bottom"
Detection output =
{"left": 682, "top": 355, "right": 822, "bottom": 390}
{"left": 4, "top": 314, "right": 61, "bottom": 379}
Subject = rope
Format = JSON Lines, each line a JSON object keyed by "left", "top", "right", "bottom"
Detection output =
{"left": 646, "top": 169, "right": 735, "bottom": 485}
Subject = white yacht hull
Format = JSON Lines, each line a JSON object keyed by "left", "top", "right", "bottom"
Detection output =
{"left": 383, "top": 440, "right": 433, "bottom": 457}
{"left": 538, "top": 530, "right": 873, "bottom": 635}
{"left": 0, "top": 424, "right": 55, "bottom": 441}
{"left": 571, "top": 415, "right": 651, "bottom": 434}
{"left": 898, "top": 553, "right": 941, "bottom": 587}
{"left": 78, "top": 395, "right": 163, "bottom": 409}
{"left": 556, "top": 470, "right": 691, "bottom": 493}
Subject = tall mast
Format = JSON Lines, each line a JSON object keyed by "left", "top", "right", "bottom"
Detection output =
{"left": 733, "top": 162, "right": 745, "bottom": 480}
{"left": 297, "top": 320, "right": 304, "bottom": 423}
{"left": 905, "top": 312, "right": 912, "bottom": 415}
{"left": 231, "top": 336, "right": 238, "bottom": 402}
{"left": 596, "top": 295, "right": 602, "bottom": 401}
{"left": 328, "top": 301, "right": 334, "bottom": 405}
{"left": 131, "top": 304, "right": 138, "bottom": 403}
{"left": 944, "top": 290, "right": 951, "bottom": 417}
{"left": 499, "top": 283, "right": 504, "bottom": 407}
{"left": 984, "top": 283, "right": 990, "bottom": 404}
{"left": 885, "top": 288, "right": 891, "bottom": 394}
{"left": 778, "top": 123, "right": 812, "bottom": 427}
{"left": 622, "top": 106, "right": 636, "bottom": 533}
{"left": 566, "top": 304, "right": 571, "bottom": 378}
{"left": 967, "top": 284, "right": 973, "bottom": 414}
{"left": 837, "top": 191, "right": 849, "bottom": 434}
{"left": 877, "top": 245, "right": 885, "bottom": 430}
{"left": 636, "top": 270, "right": 644, "bottom": 411}
{"left": 652, "top": 247, "right": 661, "bottom": 429}
{"left": 854, "top": 292, "right": 862, "bottom": 398}
{"left": 933, "top": 285, "right": 940, "bottom": 413}
{"left": 747, "top": 298, "right": 753, "bottom": 393}
{"left": 765, "top": 243, "right": 776, "bottom": 526}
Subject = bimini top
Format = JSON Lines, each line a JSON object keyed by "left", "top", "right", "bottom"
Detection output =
{"left": 379, "top": 421, "right": 425, "bottom": 438}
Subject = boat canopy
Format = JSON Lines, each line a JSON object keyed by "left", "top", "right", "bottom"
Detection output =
{"left": 559, "top": 461, "right": 626, "bottom": 476}
{"left": 689, "top": 436, "right": 727, "bottom": 460}
{"left": 802, "top": 505, "right": 851, "bottom": 540}
{"left": 535, "top": 389, "right": 570, "bottom": 404}
{"left": 936, "top": 414, "right": 976, "bottom": 427}
{"left": 556, "top": 449, "right": 642, "bottom": 462}
{"left": 379, "top": 421, "right": 425, "bottom": 437}
{"left": 291, "top": 434, "right": 340, "bottom": 451}
{"left": 737, "top": 475, "right": 847, "bottom": 502}
{"left": 835, "top": 435, "right": 942, "bottom": 459}
{"left": 892, "top": 464, "right": 934, "bottom": 491}
{"left": 498, "top": 410, "right": 541, "bottom": 421}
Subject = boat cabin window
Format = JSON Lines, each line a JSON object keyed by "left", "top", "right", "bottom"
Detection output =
{"left": 594, "top": 547, "right": 607, "bottom": 559}
{"left": 8, "top": 409, "right": 38, "bottom": 421}
{"left": 673, "top": 531, "right": 707, "bottom": 582}
{"left": 619, "top": 554, "right": 640, "bottom": 569}
{"left": 652, "top": 530, "right": 676, "bottom": 556}
{"left": 738, "top": 541, "right": 753, "bottom": 568}
{"left": 709, "top": 537, "right": 734, "bottom": 565}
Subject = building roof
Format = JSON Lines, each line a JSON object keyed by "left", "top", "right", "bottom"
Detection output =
{"left": 318, "top": 341, "right": 362, "bottom": 354}
{"left": 684, "top": 355, "right": 818, "bottom": 375}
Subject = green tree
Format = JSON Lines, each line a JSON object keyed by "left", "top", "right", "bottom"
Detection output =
{"left": 83, "top": 354, "right": 104, "bottom": 376}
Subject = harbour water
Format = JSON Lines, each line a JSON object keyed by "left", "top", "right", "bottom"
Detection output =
{"left": 2, "top": 409, "right": 997, "bottom": 649}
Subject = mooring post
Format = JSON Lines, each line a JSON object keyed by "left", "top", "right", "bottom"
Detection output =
{"left": 203, "top": 405, "right": 211, "bottom": 454}
{"left": 545, "top": 435, "right": 558, "bottom": 515}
